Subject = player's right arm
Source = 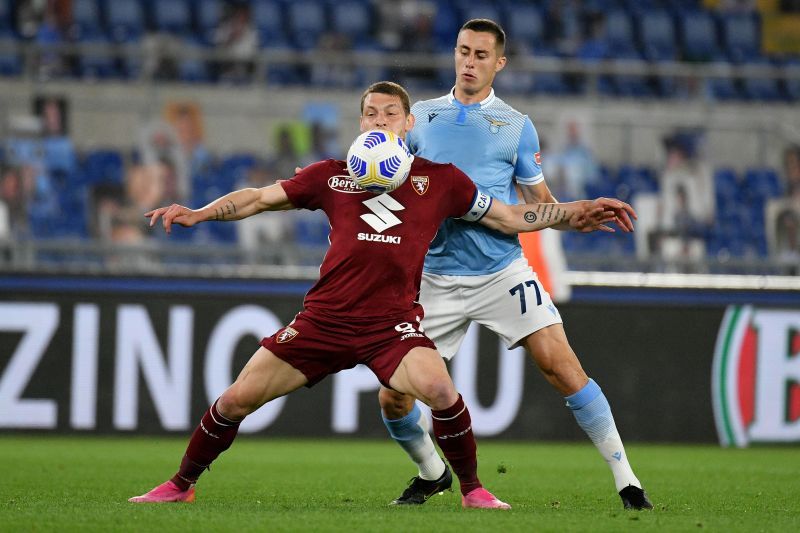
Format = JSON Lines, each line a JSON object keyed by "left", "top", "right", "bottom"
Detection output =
{"left": 145, "top": 183, "right": 294, "bottom": 234}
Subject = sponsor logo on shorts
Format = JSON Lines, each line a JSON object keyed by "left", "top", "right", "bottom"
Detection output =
{"left": 411, "top": 175, "right": 429, "bottom": 195}
{"left": 357, "top": 232, "right": 401, "bottom": 244}
{"left": 277, "top": 326, "right": 299, "bottom": 343}
{"left": 328, "top": 175, "right": 365, "bottom": 193}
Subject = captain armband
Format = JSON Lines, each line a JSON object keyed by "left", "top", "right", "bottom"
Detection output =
{"left": 460, "top": 191, "right": 492, "bottom": 222}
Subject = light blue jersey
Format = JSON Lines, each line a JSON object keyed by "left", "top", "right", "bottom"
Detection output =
{"left": 406, "top": 88, "right": 544, "bottom": 275}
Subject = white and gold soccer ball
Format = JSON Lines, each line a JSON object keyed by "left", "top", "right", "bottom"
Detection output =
{"left": 346, "top": 129, "right": 414, "bottom": 194}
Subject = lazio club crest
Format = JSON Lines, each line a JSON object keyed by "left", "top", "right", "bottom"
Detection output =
{"left": 484, "top": 115, "right": 510, "bottom": 134}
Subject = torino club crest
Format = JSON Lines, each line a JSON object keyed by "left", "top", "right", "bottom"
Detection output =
{"left": 712, "top": 305, "right": 800, "bottom": 447}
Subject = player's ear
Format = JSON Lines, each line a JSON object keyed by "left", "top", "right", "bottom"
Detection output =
{"left": 495, "top": 55, "right": 507, "bottom": 73}
{"left": 405, "top": 113, "right": 416, "bottom": 133}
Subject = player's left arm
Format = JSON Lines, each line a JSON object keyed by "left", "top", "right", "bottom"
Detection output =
{"left": 479, "top": 197, "right": 636, "bottom": 235}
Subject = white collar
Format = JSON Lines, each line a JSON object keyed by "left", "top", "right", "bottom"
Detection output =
{"left": 447, "top": 87, "right": 496, "bottom": 108}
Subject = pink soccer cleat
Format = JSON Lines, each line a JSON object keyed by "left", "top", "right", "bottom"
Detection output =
{"left": 461, "top": 487, "right": 511, "bottom": 510}
{"left": 128, "top": 480, "right": 196, "bottom": 503}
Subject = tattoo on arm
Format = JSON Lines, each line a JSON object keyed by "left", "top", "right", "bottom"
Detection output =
{"left": 215, "top": 200, "right": 237, "bottom": 221}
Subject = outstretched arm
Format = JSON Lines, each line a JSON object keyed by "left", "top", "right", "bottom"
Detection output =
{"left": 144, "top": 183, "right": 294, "bottom": 234}
{"left": 479, "top": 197, "right": 636, "bottom": 235}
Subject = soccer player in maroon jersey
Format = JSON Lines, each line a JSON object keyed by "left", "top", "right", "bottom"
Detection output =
{"left": 129, "top": 81, "right": 635, "bottom": 509}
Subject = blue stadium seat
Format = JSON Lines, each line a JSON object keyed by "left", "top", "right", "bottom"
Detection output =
{"left": 106, "top": 0, "right": 145, "bottom": 43}
{"left": 431, "top": 1, "right": 461, "bottom": 50}
{"left": 457, "top": 1, "right": 503, "bottom": 27}
{"left": 71, "top": 0, "right": 104, "bottom": 39}
{"left": 153, "top": 0, "right": 192, "bottom": 36}
{"left": 502, "top": 4, "right": 544, "bottom": 50}
{"left": 678, "top": 10, "right": 722, "bottom": 62}
{"left": 329, "top": 1, "right": 374, "bottom": 48}
{"left": 611, "top": 49, "right": 653, "bottom": 97}
{"left": 286, "top": 0, "right": 327, "bottom": 50}
{"left": 605, "top": 9, "right": 637, "bottom": 56}
{"left": 741, "top": 58, "right": 782, "bottom": 102}
{"left": 785, "top": 58, "right": 800, "bottom": 101}
{"left": 195, "top": 0, "right": 224, "bottom": 44}
{"left": 78, "top": 33, "right": 118, "bottom": 78}
{"left": 720, "top": 12, "right": 760, "bottom": 63}
{"left": 82, "top": 150, "right": 124, "bottom": 185}
{"left": 0, "top": 0, "right": 11, "bottom": 32}
{"left": 0, "top": 30, "right": 22, "bottom": 76}
{"left": 253, "top": 0, "right": 288, "bottom": 47}
{"left": 637, "top": 10, "right": 677, "bottom": 62}
{"left": 43, "top": 137, "right": 78, "bottom": 174}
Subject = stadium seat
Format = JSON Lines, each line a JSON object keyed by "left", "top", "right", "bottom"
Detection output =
{"left": 195, "top": 0, "right": 224, "bottom": 45}
{"left": 0, "top": 0, "right": 11, "bottom": 32}
{"left": 784, "top": 58, "right": 800, "bottom": 101}
{"left": 77, "top": 33, "right": 118, "bottom": 79}
{"left": 43, "top": 137, "right": 78, "bottom": 174}
{"left": 329, "top": 1, "right": 374, "bottom": 49}
{"left": 637, "top": 10, "right": 678, "bottom": 62}
{"left": 720, "top": 12, "right": 760, "bottom": 63}
{"left": 107, "top": 0, "right": 145, "bottom": 43}
{"left": 678, "top": 10, "right": 722, "bottom": 62}
{"left": 253, "top": 0, "right": 288, "bottom": 48}
{"left": 605, "top": 9, "right": 638, "bottom": 56}
{"left": 71, "top": 0, "right": 104, "bottom": 39}
{"left": 457, "top": 2, "right": 503, "bottom": 28}
{"left": 82, "top": 150, "right": 124, "bottom": 185}
{"left": 0, "top": 30, "right": 22, "bottom": 76}
{"left": 153, "top": 0, "right": 192, "bottom": 36}
{"left": 285, "top": 0, "right": 327, "bottom": 50}
{"left": 502, "top": 4, "right": 544, "bottom": 51}
{"left": 741, "top": 58, "right": 782, "bottom": 102}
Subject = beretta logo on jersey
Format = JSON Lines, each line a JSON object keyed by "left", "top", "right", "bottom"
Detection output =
{"left": 712, "top": 305, "right": 800, "bottom": 447}
{"left": 411, "top": 175, "right": 429, "bottom": 196}
{"left": 328, "top": 175, "right": 364, "bottom": 194}
{"left": 276, "top": 326, "right": 299, "bottom": 343}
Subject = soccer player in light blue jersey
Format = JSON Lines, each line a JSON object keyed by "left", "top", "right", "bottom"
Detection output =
{"left": 379, "top": 19, "right": 652, "bottom": 510}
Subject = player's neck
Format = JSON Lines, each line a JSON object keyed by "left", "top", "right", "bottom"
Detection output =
{"left": 453, "top": 86, "right": 492, "bottom": 106}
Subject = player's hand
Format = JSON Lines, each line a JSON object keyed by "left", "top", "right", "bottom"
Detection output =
{"left": 144, "top": 203, "right": 199, "bottom": 234}
{"left": 570, "top": 198, "right": 637, "bottom": 233}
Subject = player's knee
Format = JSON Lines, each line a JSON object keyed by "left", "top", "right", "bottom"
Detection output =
{"left": 217, "top": 387, "right": 258, "bottom": 420}
{"left": 417, "top": 379, "right": 458, "bottom": 411}
{"left": 379, "top": 387, "right": 414, "bottom": 418}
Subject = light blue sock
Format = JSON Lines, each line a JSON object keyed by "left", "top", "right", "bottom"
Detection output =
{"left": 383, "top": 403, "right": 445, "bottom": 480}
{"left": 566, "top": 379, "right": 641, "bottom": 492}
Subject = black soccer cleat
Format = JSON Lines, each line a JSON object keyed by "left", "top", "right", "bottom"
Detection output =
{"left": 390, "top": 465, "right": 453, "bottom": 505}
{"left": 619, "top": 485, "right": 653, "bottom": 510}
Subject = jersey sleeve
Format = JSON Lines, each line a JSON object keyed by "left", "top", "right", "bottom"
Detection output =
{"left": 405, "top": 104, "right": 421, "bottom": 154}
{"left": 280, "top": 160, "right": 335, "bottom": 210}
{"left": 514, "top": 117, "right": 545, "bottom": 186}
{"left": 449, "top": 165, "right": 492, "bottom": 222}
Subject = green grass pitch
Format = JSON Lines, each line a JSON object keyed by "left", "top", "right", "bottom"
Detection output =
{"left": 1, "top": 436, "right": 797, "bottom": 532}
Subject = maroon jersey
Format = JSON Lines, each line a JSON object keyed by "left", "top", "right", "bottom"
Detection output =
{"left": 280, "top": 156, "right": 488, "bottom": 320}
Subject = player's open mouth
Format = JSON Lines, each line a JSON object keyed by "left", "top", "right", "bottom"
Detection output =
{"left": 461, "top": 73, "right": 476, "bottom": 82}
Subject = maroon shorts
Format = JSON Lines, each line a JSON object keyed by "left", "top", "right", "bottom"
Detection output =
{"left": 260, "top": 307, "right": 436, "bottom": 388}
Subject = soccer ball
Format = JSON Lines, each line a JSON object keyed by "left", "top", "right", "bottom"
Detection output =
{"left": 346, "top": 129, "right": 414, "bottom": 194}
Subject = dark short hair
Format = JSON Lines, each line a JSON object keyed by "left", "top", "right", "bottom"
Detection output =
{"left": 460, "top": 18, "right": 506, "bottom": 54}
{"left": 360, "top": 81, "right": 411, "bottom": 115}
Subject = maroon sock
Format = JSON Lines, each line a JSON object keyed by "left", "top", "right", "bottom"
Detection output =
{"left": 170, "top": 399, "right": 242, "bottom": 490}
{"left": 431, "top": 394, "right": 481, "bottom": 495}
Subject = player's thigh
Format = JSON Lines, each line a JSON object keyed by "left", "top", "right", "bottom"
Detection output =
{"left": 388, "top": 347, "right": 457, "bottom": 410}
{"left": 419, "top": 272, "right": 470, "bottom": 359}
{"left": 226, "top": 346, "right": 309, "bottom": 412}
{"left": 465, "top": 258, "right": 562, "bottom": 349}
